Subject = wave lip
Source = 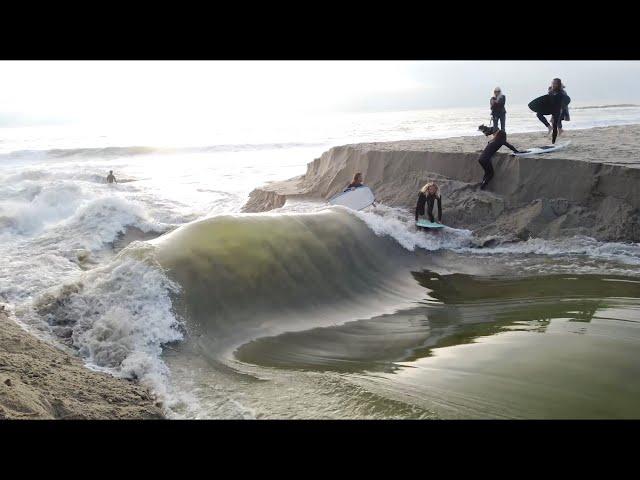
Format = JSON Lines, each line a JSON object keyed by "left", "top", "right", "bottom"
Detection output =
{"left": 30, "top": 245, "right": 186, "bottom": 406}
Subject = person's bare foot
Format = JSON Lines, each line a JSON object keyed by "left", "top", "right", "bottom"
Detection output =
{"left": 558, "top": 128, "right": 564, "bottom": 136}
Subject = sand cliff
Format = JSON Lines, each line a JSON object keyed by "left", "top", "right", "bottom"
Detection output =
{"left": 0, "top": 309, "right": 163, "bottom": 420}
{"left": 243, "top": 125, "right": 640, "bottom": 242}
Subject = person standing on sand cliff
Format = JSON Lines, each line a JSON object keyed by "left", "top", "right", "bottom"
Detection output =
{"left": 477, "top": 125, "right": 521, "bottom": 189}
{"left": 536, "top": 78, "right": 570, "bottom": 144}
{"left": 490, "top": 87, "right": 506, "bottom": 132}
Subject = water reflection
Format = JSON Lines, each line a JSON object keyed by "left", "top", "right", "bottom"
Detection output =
{"left": 235, "top": 273, "right": 640, "bottom": 373}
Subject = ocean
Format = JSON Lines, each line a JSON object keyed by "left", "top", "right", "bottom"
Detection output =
{"left": 2, "top": 103, "right": 640, "bottom": 418}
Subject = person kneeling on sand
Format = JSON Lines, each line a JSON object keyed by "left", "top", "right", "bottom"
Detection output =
{"left": 415, "top": 182, "right": 442, "bottom": 224}
{"left": 477, "top": 125, "right": 521, "bottom": 190}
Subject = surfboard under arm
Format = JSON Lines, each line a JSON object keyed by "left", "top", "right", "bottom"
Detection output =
{"left": 328, "top": 186, "right": 376, "bottom": 211}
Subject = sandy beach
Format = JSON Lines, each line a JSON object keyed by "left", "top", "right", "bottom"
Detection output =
{"left": 0, "top": 309, "right": 163, "bottom": 419}
{"left": 244, "top": 124, "right": 640, "bottom": 243}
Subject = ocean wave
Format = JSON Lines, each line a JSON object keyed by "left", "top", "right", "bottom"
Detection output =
{"left": 0, "top": 182, "right": 84, "bottom": 235}
{"left": 572, "top": 104, "right": 640, "bottom": 110}
{"left": 0, "top": 188, "right": 170, "bottom": 306}
{"left": 0, "top": 180, "right": 167, "bottom": 244}
{"left": 19, "top": 207, "right": 640, "bottom": 418}
{"left": 31, "top": 245, "right": 186, "bottom": 408}
{"left": 53, "top": 196, "right": 168, "bottom": 251}
{"left": 0, "top": 141, "right": 323, "bottom": 162}
{"left": 26, "top": 209, "right": 427, "bottom": 413}
{"left": 148, "top": 210, "right": 427, "bottom": 353}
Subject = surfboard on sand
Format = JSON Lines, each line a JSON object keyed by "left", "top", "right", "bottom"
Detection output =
{"left": 416, "top": 219, "right": 445, "bottom": 229}
{"left": 328, "top": 186, "right": 376, "bottom": 211}
{"left": 528, "top": 94, "right": 571, "bottom": 115}
{"left": 514, "top": 141, "right": 572, "bottom": 157}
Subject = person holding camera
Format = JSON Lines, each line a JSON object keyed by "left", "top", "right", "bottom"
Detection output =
{"left": 490, "top": 87, "right": 506, "bottom": 132}
{"left": 477, "top": 125, "right": 521, "bottom": 190}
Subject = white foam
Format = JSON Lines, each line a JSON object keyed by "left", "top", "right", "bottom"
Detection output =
{"left": 346, "top": 204, "right": 640, "bottom": 270}
{"left": 29, "top": 247, "right": 193, "bottom": 412}
{"left": 0, "top": 182, "right": 84, "bottom": 235}
{"left": 460, "top": 236, "right": 640, "bottom": 266}
{"left": 350, "top": 205, "right": 474, "bottom": 251}
{"left": 49, "top": 196, "right": 168, "bottom": 251}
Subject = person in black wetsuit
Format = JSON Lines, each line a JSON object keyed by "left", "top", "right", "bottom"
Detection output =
{"left": 477, "top": 125, "right": 520, "bottom": 189}
{"left": 490, "top": 87, "right": 506, "bottom": 132}
{"left": 343, "top": 172, "right": 377, "bottom": 206}
{"left": 106, "top": 170, "right": 117, "bottom": 184}
{"left": 536, "top": 78, "right": 570, "bottom": 144}
{"left": 415, "top": 182, "right": 442, "bottom": 225}
{"left": 345, "top": 172, "right": 364, "bottom": 191}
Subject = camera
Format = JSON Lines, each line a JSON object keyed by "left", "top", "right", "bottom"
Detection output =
{"left": 478, "top": 124, "right": 497, "bottom": 136}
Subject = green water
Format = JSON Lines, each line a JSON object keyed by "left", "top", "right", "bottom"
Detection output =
{"left": 229, "top": 272, "right": 640, "bottom": 419}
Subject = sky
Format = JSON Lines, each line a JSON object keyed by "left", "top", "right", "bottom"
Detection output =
{"left": 0, "top": 61, "right": 638, "bottom": 127}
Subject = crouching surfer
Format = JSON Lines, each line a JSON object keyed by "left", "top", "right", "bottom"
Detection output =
{"left": 477, "top": 125, "right": 521, "bottom": 190}
{"left": 415, "top": 182, "right": 442, "bottom": 228}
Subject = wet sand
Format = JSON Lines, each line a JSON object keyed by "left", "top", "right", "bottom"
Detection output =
{"left": 0, "top": 310, "right": 163, "bottom": 419}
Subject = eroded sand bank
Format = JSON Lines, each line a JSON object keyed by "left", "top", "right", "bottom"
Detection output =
{"left": 243, "top": 125, "right": 640, "bottom": 242}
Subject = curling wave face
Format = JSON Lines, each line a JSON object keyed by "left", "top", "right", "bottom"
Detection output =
{"left": 151, "top": 209, "right": 432, "bottom": 356}
{"left": 21, "top": 209, "right": 430, "bottom": 411}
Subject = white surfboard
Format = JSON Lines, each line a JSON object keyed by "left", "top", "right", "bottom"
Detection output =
{"left": 328, "top": 186, "right": 375, "bottom": 211}
{"left": 514, "top": 140, "right": 571, "bottom": 157}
